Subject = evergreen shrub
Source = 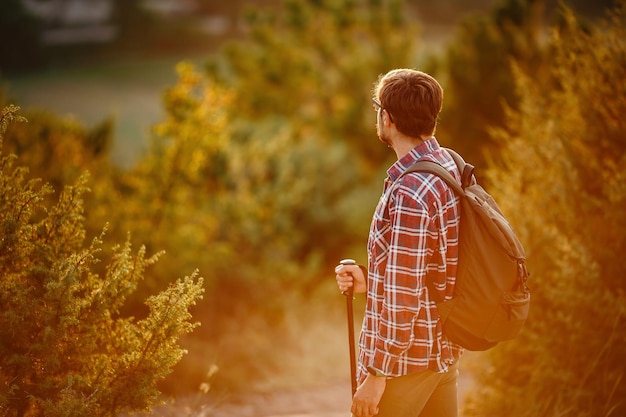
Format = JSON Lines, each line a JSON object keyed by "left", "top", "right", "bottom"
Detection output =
{"left": 0, "top": 105, "right": 204, "bottom": 417}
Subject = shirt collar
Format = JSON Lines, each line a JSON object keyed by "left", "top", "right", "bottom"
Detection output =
{"left": 387, "top": 136, "right": 441, "bottom": 181}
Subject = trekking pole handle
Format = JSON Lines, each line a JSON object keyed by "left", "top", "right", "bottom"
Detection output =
{"left": 340, "top": 258, "right": 356, "bottom": 297}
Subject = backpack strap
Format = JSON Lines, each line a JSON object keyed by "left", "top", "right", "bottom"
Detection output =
{"left": 402, "top": 148, "right": 475, "bottom": 192}
{"left": 403, "top": 161, "right": 464, "bottom": 195}
{"left": 445, "top": 148, "right": 476, "bottom": 188}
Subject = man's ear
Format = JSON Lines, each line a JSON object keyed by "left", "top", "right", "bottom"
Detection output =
{"left": 383, "top": 110, "right": 392, "bottom": 125}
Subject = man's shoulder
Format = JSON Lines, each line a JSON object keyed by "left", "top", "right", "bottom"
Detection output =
{"left": 395, "top": 157, "right": 460, "bottom": 208}
{"left": 392, "top": 171, "right": 450, "bottom": 209}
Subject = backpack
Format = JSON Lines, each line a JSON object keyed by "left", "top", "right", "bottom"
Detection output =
{"left": 403, "top": 148, "right": 530, "bottom": 351}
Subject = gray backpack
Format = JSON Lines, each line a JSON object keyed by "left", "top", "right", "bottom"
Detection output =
{"left": 403, "top": 148, "right": 530, "bottom": 351}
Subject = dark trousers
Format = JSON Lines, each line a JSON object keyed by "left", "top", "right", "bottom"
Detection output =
{"left": 375, "top": 361, "right": 459, "bottom": 417}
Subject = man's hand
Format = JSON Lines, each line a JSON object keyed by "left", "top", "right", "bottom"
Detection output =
{"left": 351, "top": 375, "right": 386, "bottom": 417}
{"left": 335, "top": 263, "right": 366, "bottom": 294}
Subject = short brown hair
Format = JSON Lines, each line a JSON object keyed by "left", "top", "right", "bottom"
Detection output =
{"left": 374, "top": 69, "right": 443, "bottom": 138}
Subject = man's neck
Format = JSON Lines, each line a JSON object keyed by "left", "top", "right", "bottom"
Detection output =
{"left": 392, "top": 134, "right": 431, "bottom": 160}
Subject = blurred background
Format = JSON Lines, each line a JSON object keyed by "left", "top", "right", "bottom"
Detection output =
{"left": 1, "top": 0, "right": 624, "bottom": 415}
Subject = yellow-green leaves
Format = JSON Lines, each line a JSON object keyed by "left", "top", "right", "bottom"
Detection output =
{"left": 0, "top": 106, "right": 204, "bottom": 416}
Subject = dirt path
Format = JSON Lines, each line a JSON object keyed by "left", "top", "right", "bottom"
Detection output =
{"left": 210, "top": 383, "right": 352, "bottom": 417}
{"left": 146, "top": 352, "right": 479, "bottom": 416}
{"left": 148, "top": 381, "right": 352, "bottom": 417}
{"left": 148, "top": 368, "right": 474, "bottom": 417}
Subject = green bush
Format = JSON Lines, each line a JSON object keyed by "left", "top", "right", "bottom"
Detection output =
{"left": 0, "top": 105, "right": 204, "bottom": 417}
{"left": 463, "top": 3, "right": 626, "bottom": 416}
{"left": 435, "top": 0, "right": 548, "bottom": 172}
{"left": 0, "top": 108, "right": 114, "bottom": 192}
{"left": 87, "top": 63, "right": 368, "bottom": 392}
{"left": 207, "top": 0, "right": 419, "bottom": 169}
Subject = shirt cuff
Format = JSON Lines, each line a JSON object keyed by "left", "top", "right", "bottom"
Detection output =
{"left": 367, "top": 366, "right": 386, "bottom": 377}
{"left": 370, "top": 348, "right": 398, "bottom": 376}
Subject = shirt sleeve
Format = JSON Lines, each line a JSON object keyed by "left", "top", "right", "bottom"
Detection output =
{"left": 370, "top": 185, "right": 435, "bottom": 374}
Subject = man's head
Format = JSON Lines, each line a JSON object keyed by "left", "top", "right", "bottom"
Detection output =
{"left": 373, "top": 69, "right": 443, "bottom": 139}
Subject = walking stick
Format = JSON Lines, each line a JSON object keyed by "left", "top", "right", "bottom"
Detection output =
{"left": 340, "top": 258, "right": 357, "bottom": 396}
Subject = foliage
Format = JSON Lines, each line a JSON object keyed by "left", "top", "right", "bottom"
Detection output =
{"left": 208, "top": 0, "right": 419, "bottom": 169}
{"left": 0, "top": 108, "right": 115, "bottom": 193}
{"left": 435, "top": 0, "right": 548, "bottom": 172}
{"left": 0, "top": 105, "right": 204, "bottom": 416}
{"left": 8, "top": 0, "right": 624, "bottom": 404}
{"left": 143, "top": 8, "right": 429, "bottom": 391}
{"left": 89, "top": 62, "right": 367, "bottom": 392}
{"left": 463, "top": 3, "right": 626, "bottom": 416}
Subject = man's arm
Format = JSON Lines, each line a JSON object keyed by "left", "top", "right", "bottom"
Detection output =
{"left": 370, "top": 188, "right": 432, "bottom": 374}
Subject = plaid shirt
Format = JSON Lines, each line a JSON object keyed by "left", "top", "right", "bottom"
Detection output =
{"left": 357, "top": 137, "right": 463, "bottom": 383}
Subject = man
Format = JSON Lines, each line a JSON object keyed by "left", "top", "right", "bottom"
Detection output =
{"left": 335, "top": 69, "right": 463, "bottom": 417}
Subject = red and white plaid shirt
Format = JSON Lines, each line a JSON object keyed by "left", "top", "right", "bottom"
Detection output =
{"left": 357, "top": 137, "right": 463, "bottom": 383}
